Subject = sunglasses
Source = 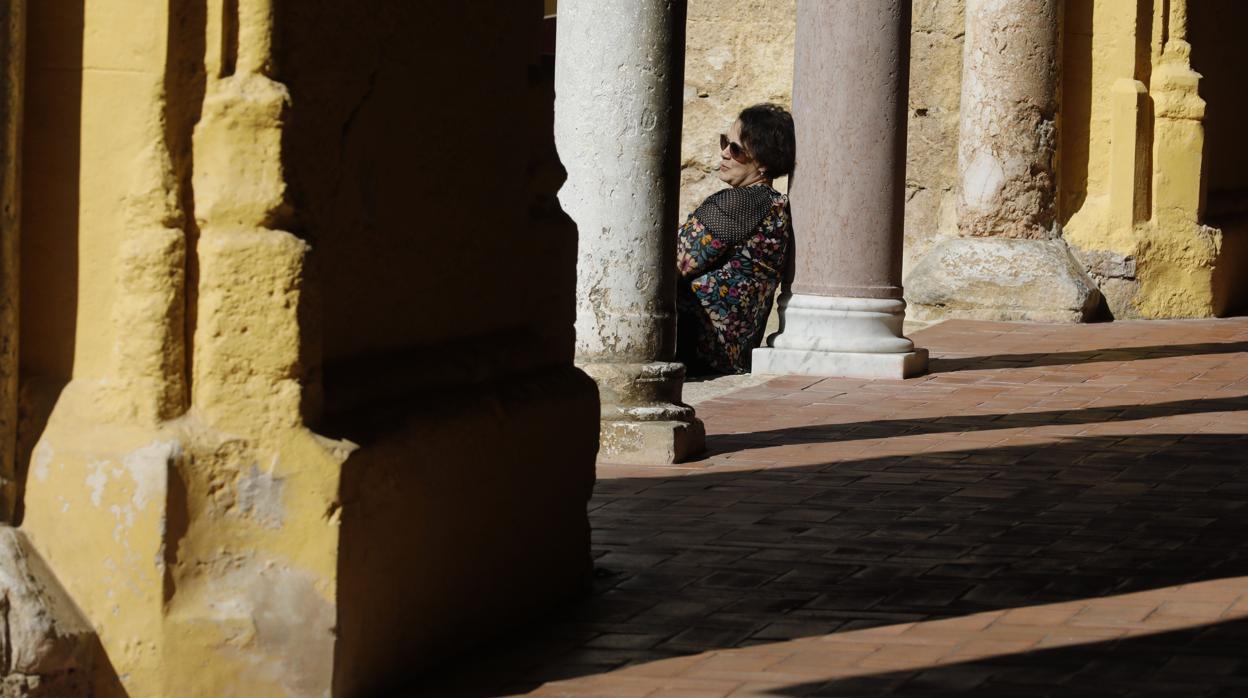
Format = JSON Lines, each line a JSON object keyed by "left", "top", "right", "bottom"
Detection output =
{"left": 719, "top": 133, "right": 749, "bottom": 161}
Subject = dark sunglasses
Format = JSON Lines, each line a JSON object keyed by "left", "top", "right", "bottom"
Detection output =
{"left": 719, "top": 133, "right": 749, "bottom": 161}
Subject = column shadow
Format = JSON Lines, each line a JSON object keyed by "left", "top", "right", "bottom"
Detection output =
{"left": 927, "top": 340, "right": 1248, "bottom": 373}
{"left": 700, "top": 393, "right": 1247, "bottom": 458}
{"left": 409, "top": 431, "right": 1248, "bottom": 696}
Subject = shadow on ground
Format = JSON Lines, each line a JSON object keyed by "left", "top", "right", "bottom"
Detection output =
{"left": 927, "top": 341, "right": 1248, "bottom": 373}
{"left": 412, "top": 429, "right": 1248, "bottom": 696}
{"left": 699, "top": 394, "right": 1248, "bottom": 458}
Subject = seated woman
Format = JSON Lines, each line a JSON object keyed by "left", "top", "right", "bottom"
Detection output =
{"left": 676, "top": 103, "right": 795, "bottom": 375}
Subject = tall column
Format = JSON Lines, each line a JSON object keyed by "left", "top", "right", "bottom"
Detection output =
{"left": 753, "top": 0, "right": 927, "bottom": 379}
{"left": 0, "top": 0, "right": 22, "bottom": 518}
{"left": 555, "top": 0, "right": 704, "bottom": 464}
{"left": 907, "top": 0, "right": 1100, "bottom": 322}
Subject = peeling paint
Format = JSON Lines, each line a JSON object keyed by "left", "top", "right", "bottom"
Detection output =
{"left": 122, "top": 441, "right": 178, "bottom": 512}
{"left": 200, "top": 560, "right": 335, "bottom": 697}
{"left": 33, "top": 443, "right": 52, "bottom": 482}
{"left": 235, "top": 463, "right": 286, "bottom": 530}
{"left": 86, "top": 460, "right": 110, "bottom": 507}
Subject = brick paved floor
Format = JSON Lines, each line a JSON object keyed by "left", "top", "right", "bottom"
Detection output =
{"left": 416, "top": 318, "right": 1248, "bottom": 697}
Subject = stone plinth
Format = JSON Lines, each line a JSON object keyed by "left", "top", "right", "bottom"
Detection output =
{"left": 753, "top": 296, "right": 927, "bottom": 379}
{"left": 906, "top": 237, "right": 1101, "bottom": 322}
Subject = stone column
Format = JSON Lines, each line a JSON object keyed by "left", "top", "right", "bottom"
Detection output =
{"left": 907, "top": 0, "right": 1100, "bottom": 322}
{"left": 555, "top": 0, "right": 704, "bottom": 464}
{"left": 752, "top": 0, "right": 927, "bottom": 379}
{"left": 0, "top": 0, "right": 21, "bottom": 519}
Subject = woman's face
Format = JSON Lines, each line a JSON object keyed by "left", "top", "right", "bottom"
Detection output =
{"left": 717, "top": 120, "right": 766, "bottom": 188}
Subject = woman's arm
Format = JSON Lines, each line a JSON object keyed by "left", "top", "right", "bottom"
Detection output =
{"left": 676, "top": 187, "right": 775, "bottom": 280}
{"left": 676, "top": 212, "right": 731, "bottom": 280}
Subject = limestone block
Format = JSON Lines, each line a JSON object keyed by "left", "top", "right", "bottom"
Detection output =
{"left": 904, "top": 0, "right": 964, "bottom": 275}
{"left": 906, "top": 237, "right": 1101, "bottom": 322}
{"left": 912, "top": 0, "right": 964, "bottom": 34}
{"left": 0, "top": 527, "right": 92, "bottom": 696}
{"left": 903, "top": 187, "right": 955, "bottom": 280}
{"left": 908, "top": 29, "right": 963, "bottom": 116}
{"left": 1097, "top": 277, "right": 1143, "bottom": 320}
{"left": 599, "top": 419, "right": 705, "bottom": 465}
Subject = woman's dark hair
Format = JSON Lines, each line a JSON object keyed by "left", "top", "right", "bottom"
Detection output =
{"left": 738, "top": 103, "right": 795, "bottom": 179}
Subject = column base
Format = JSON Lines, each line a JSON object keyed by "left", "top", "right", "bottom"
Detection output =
{"left": 598, "top": 417, "right": 706, "bottom": 465}
{"left": 752, "top": 294, "right": 928, "bottom": 379}
{"left": 753, "top": 347, "right": 928, "bottom": 379}
{"left": 905, "top": 237, "right": 1101, "bottom": 322}
{"left": 579, "top": 361, "right": 705, "bottom": 465}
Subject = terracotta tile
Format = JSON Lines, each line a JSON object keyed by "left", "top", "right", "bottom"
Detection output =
{"left": 854, "top": 643, "right": 952, "bottom": 669}
{"left": 427, "top": 318, "right": 1248, "bottom": 696}
{"left": 995, "top": 603, "right": 1086, "bottom": 627}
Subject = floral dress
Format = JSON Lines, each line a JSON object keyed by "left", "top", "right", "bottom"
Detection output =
{"left": 675, "top": 185, "right": 791, "bottom": 374}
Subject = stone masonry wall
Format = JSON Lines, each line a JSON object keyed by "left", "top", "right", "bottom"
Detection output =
{"left": 904, "top": 0, "right": 965, "bottom": 275}
{"left": 679, "top": 0, "right": 796, "bottom": 218}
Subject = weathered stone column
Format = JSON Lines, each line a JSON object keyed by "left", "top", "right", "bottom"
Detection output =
{"left": 0, "top": 0, "right": 22, "bottom": 518}
{"left": 752, "top": 0, "right": 927, "bottom": 379}
{"left": 555, "top": 0, "right": 704, "bottom": 463}
{"left": 907, "top": 0, "right": 1100, "bottom": 322}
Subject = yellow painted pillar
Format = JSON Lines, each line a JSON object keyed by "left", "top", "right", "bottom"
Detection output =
{"left": 1135, "top": 0, "right": 1220, "bottom": 317}
{"left": 1150, "top": 18, "right": 1205, "bottom": 228}
{"left": 20, "top": 0, "right": 191, "bottom": 693}
{"left": 22, "top": 1, "right": 344, "bottom": 694}
{"left": 21, "top": 3, "right": 595, "bottom": 694}
{"left": 193, "top": 0, "right": 309, "bottom": 435}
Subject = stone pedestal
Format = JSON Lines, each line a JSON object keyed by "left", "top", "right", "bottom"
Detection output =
{"left": 906, "top": 237, "right": 1100, "bottom": 322}
{"left": 753, "top": 0, "right": 926, "bottom": 380}
{"left": 555, "top": 0, "right": 704, "bottom": 463}
{"left": 0, "top": 527, "right": 94, "bottom": 696}
{"left": 906, "top": 0, "right": 1100, "bottom": 322}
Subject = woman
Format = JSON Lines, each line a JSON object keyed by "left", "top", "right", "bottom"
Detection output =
{"left": 676, "top": 103, "right": 795, "bottom": 375}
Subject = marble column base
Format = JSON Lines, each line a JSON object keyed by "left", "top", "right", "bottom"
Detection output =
{"left": 752, "top": 294, "right": 928, "bottom": 379}
{"left": 580, "top": 361, "right": 706, "bottom": 464}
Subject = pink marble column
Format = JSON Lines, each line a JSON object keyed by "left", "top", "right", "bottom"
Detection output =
{"left": 753, "top": 0, "right": 927, "bottom": 379}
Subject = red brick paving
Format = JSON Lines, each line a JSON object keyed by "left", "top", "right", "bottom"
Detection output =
{"left": 417, "top": 319, "right": 1248, "bottom": 697}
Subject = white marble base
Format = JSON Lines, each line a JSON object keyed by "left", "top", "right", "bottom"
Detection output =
{"left": 752, "top": 294, "right": 928, "bottom": 379}
{"left": 753, "top": 347, "right": 928, "bottom": 379}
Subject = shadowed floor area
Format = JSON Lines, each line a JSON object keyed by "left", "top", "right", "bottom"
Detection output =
{"left": 411, "top": 319, "right": 1248, "bottom": 697}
